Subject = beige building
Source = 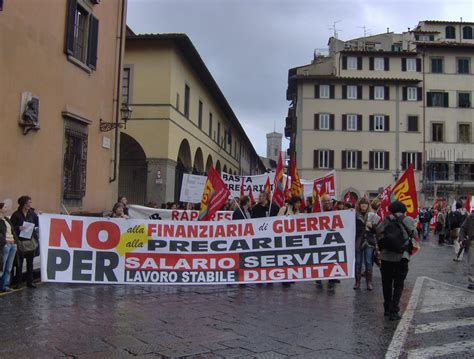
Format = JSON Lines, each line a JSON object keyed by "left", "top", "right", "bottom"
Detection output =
{"left": 121, "top": 30, "right": 265, "bottom": 205}
{"left": 0, "top": 0, "right": 127, "bottom": 213}
{"left": 286, "top": 20, "right": 474, "bottom": 203}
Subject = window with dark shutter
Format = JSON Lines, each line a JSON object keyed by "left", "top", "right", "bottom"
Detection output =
{"left": 369, "top": 57, "right": 374, "bottom": 70}
{"left": 342, "top": 56, "right": 347, "bottom": 70}
{"left": 384, "top": 86, "right": 390, "bottom": 100}
{"left": 341, "top": 151, "right": 347, "bottom": 169}
{"left": 443, "top": 93, "right": 449, "bottom": 107}
{"left": 401, "top": 152, "right": 407, "bottom": 170}
{"left": 463, "top": 26, "right": 473, "bottom": 39}
{"left": 384, "top": 152, "right": 389, "bottom": 170}
{"left": 417, "top": 87, "right": 423, "bottom": 101}
{"left": 329, "top": 150, "right": 334, "bottom": 168}
{"left": 369, "top": 86, "right": 374, "bottom": 100}
{"left": 402, "top": 87, "right": 407, "bottom": 101}
{"left": 342, "top": 85, "right": 347, "bottom": 99}
{"left": 357, "top": 151, "right": 362, "bottom": 169}
{"left": 314, "top": 85, "right": 320, "bottom": 98}
{"left": 314, "top": 114, "right": 320, "bottom": 130}
{"left": 357, "top": 115, "right": 362, "bottom": 131}
{"left": 407, "top": 116, "right": 419, "bottom": 132}
{"left": 86, "top": 15, "right": 99, "bottom": 70}
{"left": 330, "top": 114, "right": 335, "bottom": 130}
{"left": 384, "top": 57, "right": 389, "bottom": 71}
{"left": 416, "top": 153, "right": 422, "bottom": 171}
{"left": 416, "top": 58, "right": 422, "bottom": 72}
{"left": 369, "top": 151, "right": 374, "bottom": 170}
{"left": 445, "top": 26, "right": 456, "bottom": 39}
{"left": 369, "top": 115, "right": 374, "bottom": 131}
{"left": 357, "top": 57, "right": 363, "bottom": 70}
{"left": 313, "top": 150, "right": 319, "bottom": 168}
{"left": 401, "top": 58, "right": 407, "bottom": 71}
{"left": 63, "top": 122, "right": 88, "bottom": 202}
{"left": 330, "top": 85, "right": 335, "bottom": 99}
{"left": 65, "top": 0, "right": 77, "bottom": 56}
{"left": 384, "top": 116, "right": 390, "bottom": 132}
{"left": 357, "top": 85, "right": 363, "bottom": 99}
{"left": 342, "top": 115, "right": 347, "bottom": 131}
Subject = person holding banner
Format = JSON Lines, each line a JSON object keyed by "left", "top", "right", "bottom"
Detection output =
{"left": 277, "top": 196, "right": 301, "bottom": 216}
{"left": 252, "top": 191, "right": 279, "bottom": 218}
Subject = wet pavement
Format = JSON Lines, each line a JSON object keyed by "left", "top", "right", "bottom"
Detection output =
{"left": 0, "top": 235, "right": 472, "bottom": 358}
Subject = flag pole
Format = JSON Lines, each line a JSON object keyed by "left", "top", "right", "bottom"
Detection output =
{"left": 233, "top": 197, "right": 246, "bottom": 219}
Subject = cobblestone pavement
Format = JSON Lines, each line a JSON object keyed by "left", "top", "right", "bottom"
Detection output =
{"left": 0, "top": 235, "right": 471, "bottom": 358}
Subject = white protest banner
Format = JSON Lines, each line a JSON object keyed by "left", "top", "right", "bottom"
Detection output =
{"left": 179, "top": 174, "right": 207, "bottom": 204}
{"left": 128, "top": 205, "right": 232, "bottom": 221}
{"left": 179, "top": 171, "right": 337, "bottom": 203}
{"left": 39, "top": 211, "right": 355, "bottom": 285}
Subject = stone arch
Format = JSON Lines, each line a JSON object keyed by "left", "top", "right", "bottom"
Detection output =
{"left": 119, "top": 133, "right": 147, "bottom": 205}
{"left": 205, "top": 155, "right": 213, "bottom": 173}
{"left": 223, "top": 164, "right": 228, "bottom": 174}
{"left": 193, "top": 147, "right": 204, "bottom": 174}
{"left": 215, "top": 160, "right": 221, "bottom": 174}
{"left": 175, "top": 139, "right": 193, "bottom": 201}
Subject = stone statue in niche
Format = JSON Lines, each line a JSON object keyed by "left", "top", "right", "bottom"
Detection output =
{"left": 19, "top": 92, "right": 40, "bottom": 135}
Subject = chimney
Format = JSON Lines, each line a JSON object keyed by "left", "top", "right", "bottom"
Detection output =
{"left": 387, "top": 27, "right": 389, "bottom": 33}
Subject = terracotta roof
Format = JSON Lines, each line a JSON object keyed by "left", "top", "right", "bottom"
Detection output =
{"left": 415, "top": 41, "right": 474, "bottom": 49}
{"left": 411, "top": 30, "right": 440, "bottom": 34}
{"left": 423, "top": 20, "right": 474, "bottom": 25}
{"left": 340, "top": 50, "right": 417, "bottom": 56}
{"left": 126, "top": 33, "right": 265, "bottom": 170}
{"left": 290, "top": 75, "right": 421, "bottom": 83}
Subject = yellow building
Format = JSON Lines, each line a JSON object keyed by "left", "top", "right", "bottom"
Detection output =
{"left": 121, "top": 30, "right": 265, "bottom": 205}
{"left": 0, "top": 0, "right": 127, "bottom": 213}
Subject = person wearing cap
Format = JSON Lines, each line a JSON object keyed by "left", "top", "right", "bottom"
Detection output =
{"left": 0, "top": 201, "right": 19, "bottom": 292}
{"left": 376, "top": 201, "right": 417, "bottom": 321}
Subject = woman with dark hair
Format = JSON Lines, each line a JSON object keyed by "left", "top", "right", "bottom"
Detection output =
{"left": 111, "top": 202, "right": 128, "bottom": 219}
{"left": 232, "top": 196, "right": 251, "bottom": 220}
{"left": 10, "top": 195, "right": 39, "bottom": 289}
{"left": 0, "top": 201, "right": 18, "bottom": 292}
{"left": 277, "top": 197, "right": 302, "bottom": 216}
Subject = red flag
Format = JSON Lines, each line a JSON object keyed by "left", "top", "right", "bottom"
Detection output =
{"left": 248, "top": 188, "right": 255, "bottom": 206}
{"left": 465, "top": 192, "right": 471, "bottom": 212}
{"left": 289, "top": 158, "right": 305, "bottom": 207}
{"left": 343, "top": 191, "right": 351, "bottom": 203}
{"left": 284, "top": 176, "right": 290, "bottom": 201}
{"left": 377, "top": 185, "right": 392, "bottom": 220}
{"left": 198, "top": 166, "right": 231, "bottom": 221}
{"left": 264, "top": 176, "right": 271, "bottom": 195}
{"left": 391, "top": 164, "right": 418, "bottom": 219}
{"left": 272, "top": 152, "right": 285, "bottom": 207}
{"left": 312, "top": 181, "right": 321, "bottom": 213}
{"left": 239, "top": 175, "right": 245, "bottom": 197}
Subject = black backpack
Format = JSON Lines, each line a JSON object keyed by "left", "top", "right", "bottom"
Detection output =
{"left": 379, "top": 215, "right": 410, "bottom": 253}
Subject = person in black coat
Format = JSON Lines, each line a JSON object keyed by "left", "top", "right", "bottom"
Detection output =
{"left": 232, "top": 196, "right": 252, "bottom": 220}
{"left": 10, "top": 195, "right": 39, "bottom": 289}
{"left": 251, "top": 191, "right": 280, "bottom": 218}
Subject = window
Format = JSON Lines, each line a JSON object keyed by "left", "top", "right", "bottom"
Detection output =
{"left": 427, "top": 162, "right": 449, "bottom": 181}
{"left": 65, "top": 0, "right": 99, "bottom": 70}
{"left": 198, "top": 101, "right": 203, "bottom": 129}
{"left": 374, "top": 86, "right": 385, "bottom": 100}
{"left": 457, "top": 58, "right": 470, "bottom": 74}
{"left": 431, "top": 58, "right": 443, "bottom": 73}
{"left": 374, "top": 57, "right": 384, "bottom": 70}
{"left": 427, "top": 92, "right": 449, "bottom": 107}
{"left": 407, "top": 58, "right": 417, "bottom": 71}
{"left": 184, "top": 85, "right": 190, "bottom": 118}
{"left": 63, "top": 122, "right": 88, "bottom": 201}
{"left": 407, "top": 87, "right": 418, "bottom": 101}
{"left": 455, "top": 163, "right": 474, "bottom": 181}
{"left": 374, "top": 115, "right": 385, "bottom": 131}
{"left": 418, "top": 35, "right": 432, "bottom": 41}
{"left": 319, "top": 150, "right": 331, "bottom": 168}
{"left": 320, "top": 85, "right": 330, "bottom": 98}
{"left": 347, "top": 114, "right": 358, "bottom": 131}
{"left": 217, "top": 122, "right": 221, "bottom": 145}
{"left": 432, "top": 123, "right": 444, "bottom": 142}
{"left": 402, "top": 152, "right": 422, "bottom": 170}
{"left": 458, "top": 93, "right": 471, "bottom": 108}
{"left": 407, "top": 116, "right": 419, "bottom": 132}
{"left": 344, "top": 151, "right": 359, "bottom": 169}
{"left": 370, "top": 151, "right": 388, "bottom": 170}
{"left": 445, "top": 26, "right": 456, "bottom": 39}
{"left": 458, "top": 124, "right": 471, "bottom": 143}
{"left": 347, "top": 85, "right": 357, "bottom": 99}
{"left": 347, "top": 56, "right": 358, "bottom": 70}
{"left": 319, "top": 114, "right": 330, "bottom": 130}
{"left": 463, "top": 26, "right": 473, "bottom": 39}
{"left": 208, "top": 113, "right": 213, "bottom": 137}
{"left": 122, "top": 67, "right": 131, "bottom": 104}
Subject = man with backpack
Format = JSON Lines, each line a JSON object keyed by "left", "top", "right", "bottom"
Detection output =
{"left": 376, "top": 201, "right": 417, "bottom": 321}
{"left": 446, "top": 202, "right": 466, "bottom": 245}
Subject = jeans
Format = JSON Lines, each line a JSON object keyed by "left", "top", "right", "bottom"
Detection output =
{"left": 355, "top": 246, "right": 375, "bottom": 271}
{"left": 380, "top": 259, "right": 409, "bottom": 314}
{"left": 1, "top": 243, "right": 17, "bottom": 290}
{"left": 422, "top": 222, "right": 430, "bottom": 241}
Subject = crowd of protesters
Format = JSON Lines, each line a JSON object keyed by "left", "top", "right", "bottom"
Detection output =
{"left": 2, "top": 192, "right": 473, "bottom": 319}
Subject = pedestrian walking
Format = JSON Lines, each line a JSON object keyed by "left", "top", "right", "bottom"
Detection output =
{"left": 232, "top": 196, "right": 252, "bottom": 220}
{"left": 437, "top": 208, "right": 447, "bottom": 245}
{"left": 10, "top": 196, "right": 39, "bottom": 289}
{"left": 354, "top": 198, "right": 380, "bottom": 290}
{"left": 458, "top": 212, "right": 474, "bottom": 290}
{"left": 419, "top": 208, "right": 432, "bottom": 241}
{"left": 447, "top": 202, "right": 467, "bottom": 256}
{"left": 376, "top": 201, "right": 417, "bottom": 321}
{"left": 0, "top": 201, "right": 18, "bottom": 292}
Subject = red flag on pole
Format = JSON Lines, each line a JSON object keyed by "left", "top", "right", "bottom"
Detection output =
{"left": 284, "top": 176, "right": 290, "bottom": 201}
{"left": 264, "top": 176, "right": 271, "bottom": 195}
{"left": 289, "top": 158, "right": 305, "bottom": 207}
{"left": 312, "top": 181, "right": 321, "bottom": 213}
{"left": 248, "top": 188, "right": 255, "bottom": 206}
{"left": 343, "top": 191, "right": 351, "bottom": 203}
{"left": 391, "top": 164, "right": 418, "bottom": 219}
{"left": 272, "top": 152, "right": 285, "bottom": 207}
{"left": 377, "top": 185, "right": 392, "bottom": 220}
{"left": 198, "top": 166, "right": 231, "bottom": 221}
{"left": 239, "top": 175, "right": 245, "bottom": 197}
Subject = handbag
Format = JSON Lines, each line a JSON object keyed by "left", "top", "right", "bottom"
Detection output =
{"left": 18, "top": 237, "right": 38, "bottom": 254}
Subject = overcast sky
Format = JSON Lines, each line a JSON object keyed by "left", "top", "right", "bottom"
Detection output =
{"left": 127, "top": 0, "right": 473, "bottom": 156}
